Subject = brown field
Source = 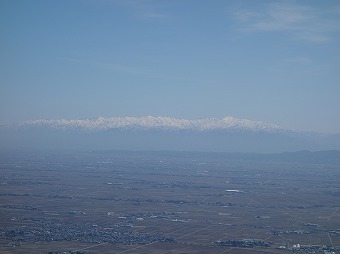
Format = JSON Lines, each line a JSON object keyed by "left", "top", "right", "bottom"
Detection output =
{"left": 0, "top": 150, "right": 339, "bottom": 253}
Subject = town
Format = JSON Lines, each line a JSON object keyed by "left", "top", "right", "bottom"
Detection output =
{"left": 0, "top": 150, "right": 339, "bottom": 253}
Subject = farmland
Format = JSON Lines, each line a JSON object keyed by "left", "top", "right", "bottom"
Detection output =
{"left": 0, "top": 150, "right": 339, "bottom": 253}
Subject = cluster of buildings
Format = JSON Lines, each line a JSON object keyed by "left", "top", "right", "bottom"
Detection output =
{"left": 214, "top": 239, "right": 272, "bottom": 248}
{"left": 47, "top": 252, "right": 94, "bottom": 254}
{"left": 0, "top": 216, "right": 175, "bottom": 246}
{"left": 278, "top": 243, "right": 337, "bottom": 253}
{"left": 271, "top": 229, "right": 311, "bottom": 235}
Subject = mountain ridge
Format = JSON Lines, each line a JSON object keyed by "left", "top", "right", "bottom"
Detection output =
{"left": 18, "top": 116, "right": 282, "bottom": 132}
{"left": 1, "top": 116, "right": 340, "bottom": 153}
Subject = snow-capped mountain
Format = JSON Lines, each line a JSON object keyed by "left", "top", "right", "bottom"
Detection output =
{"left": 1, "top": 116, "right": 340, "bottom": 153}
{"left": 19, "top": 116, "right": 281, "bottom": 132}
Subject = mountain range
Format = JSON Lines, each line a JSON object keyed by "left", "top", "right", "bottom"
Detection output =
{"left": 1, "top": 116, "right": 340, "bottom": 153}
{"left": 19, "top": 116, "right": 280, "bottom": 132}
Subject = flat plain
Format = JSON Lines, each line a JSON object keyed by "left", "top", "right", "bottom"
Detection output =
{"left": 0, "top": 150, "right": 339, "bottom": 253}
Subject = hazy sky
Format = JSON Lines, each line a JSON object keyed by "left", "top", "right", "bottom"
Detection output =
{"left": 1, "top": 0, "right": 340, "bottom": 133}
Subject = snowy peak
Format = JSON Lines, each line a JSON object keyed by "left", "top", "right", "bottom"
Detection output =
{"left": 20, "top": 116, "right": 281, "bottom": 132}
{"left": 3, "top": 116, "right": 340, "bottom": 153}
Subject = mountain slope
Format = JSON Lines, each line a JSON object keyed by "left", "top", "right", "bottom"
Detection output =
{"left": 19, "top": 116, "right": 280, "bottom": 132}
{"left": 1, "top": 116, "right": 339, "bottom": 152}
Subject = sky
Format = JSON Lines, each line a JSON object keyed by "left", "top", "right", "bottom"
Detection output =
{"left": 1, "top": 0, "right": 340, "bottom": 133}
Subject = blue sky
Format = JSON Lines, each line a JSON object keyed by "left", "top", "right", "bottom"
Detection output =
{"left": 1, "top": 0, "right": 340, "bottom": 133}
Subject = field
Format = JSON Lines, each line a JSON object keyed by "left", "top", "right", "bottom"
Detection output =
{"left": 0, "top": 150, "right": 339, "bottom": 253}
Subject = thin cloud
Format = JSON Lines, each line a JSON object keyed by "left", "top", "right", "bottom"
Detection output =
{"left": 233, "top": 2, "right": 340, "bottom": 43}
{"left": 101, "top": 63, "right": 151, "bottom": 76}
{"left": 108, "top": 0, "right": 168, "bottom": 20}
{"left": 60, "top": 57, "right": 223, "bottom": 84}
{"left": 284, "top": 57, "right": 311, "bottom": 65}
{"left": 60, "top": 57, "right": 152, "bottom": 76}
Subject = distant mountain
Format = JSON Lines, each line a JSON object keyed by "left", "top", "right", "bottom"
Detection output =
{"left": 19, "top": 116, "right": 281, "bottom": 132}
{"left": 1, "top": 116, "right": 340, "bottom": 153}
